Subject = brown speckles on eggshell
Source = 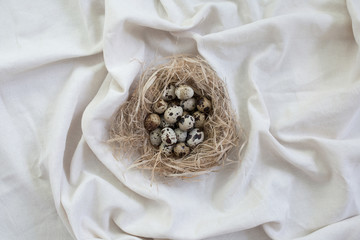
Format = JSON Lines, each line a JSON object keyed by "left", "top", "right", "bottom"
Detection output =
{"left": 175, "top": 85, "right": 194, "bottom": 100}
{"left": 164, "top": 106, "right": 183, "bottom": 124}
{"left": 162, "top": 84, "right": 176, "bottom": 101}
{"left": 178, "top": 114, "right": 195, "bottom": 131}
{"left": 186, "top": 128, "right": 204, "bottom": 147}
{"left": 174, "top": 143, "right": 190, "bottom": 157}
{"left": 197, "top": 97, "right": 212, "bottom": 113}
{"left": 161, "top": 127, "right": 177, "bottom": 145}
{"left": 144, "top": 113, "right": 161, "bottom": 131}
{"left": 153, "top": 99, "right": 168, "bottom": 114}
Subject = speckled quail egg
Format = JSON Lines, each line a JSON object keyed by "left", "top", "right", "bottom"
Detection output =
{"left": 160, "top": 116, "right": 174, "bottom": 128}
{"left": 180, "top": 98, "right": 196, "bottom": 111}
{"left": 175, "top": 85, "right": 194, "bottom": 100}
{"left": 162, "top": 84, "right": 176, "bottom": 101}
{"left": 178, "top": 114, "right": 195, "bottom": 131}
{"left": 186, "top": 128, "right": 205, "bottom": 147}
{"left": 161, "top": 127, "right": 177, "bottom": 145}
{"left": 174, "top": 128, "right": 187, "bottom": 142}
{"left": 164, "top": 106, "right": 183, "bottom": 124}
{"left": 160, "top": 143, "right": 174, "bottom": 156}
{"left": 197, "top": 96, "right": 212, "bottom": 113}
{"left": 149, "top": 128, "right": 162, "bottom": 146}
{"left": 153, "top": 99, "right": 168, "bottom": 114}
{"left": 193, "top": 111, "right": 206, "bottom": 128}
{"left": 144, "top": 113, "right": 161, "bottom": 131}
{"left": 173, "top": 143, "right": 190, "bottom": 157}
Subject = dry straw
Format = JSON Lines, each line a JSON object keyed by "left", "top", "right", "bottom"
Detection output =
{"left": 109, "top": 55, "right": 242, "bottom": 179}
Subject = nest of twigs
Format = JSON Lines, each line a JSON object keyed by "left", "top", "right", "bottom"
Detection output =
{"left": 109, "top": 55, "right": 241, "bottom": 178}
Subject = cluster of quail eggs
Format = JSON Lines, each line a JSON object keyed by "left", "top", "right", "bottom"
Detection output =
{"left": 144, "top": 84, "right": 212, "bottom": 158}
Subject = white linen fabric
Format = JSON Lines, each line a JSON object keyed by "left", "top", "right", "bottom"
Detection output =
{"left": 1, "top": 0, "right": 360, "bottom": 239}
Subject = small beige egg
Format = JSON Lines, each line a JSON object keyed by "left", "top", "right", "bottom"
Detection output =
{"left": 186, "top": 128, "right": 205, "bottom": 148}
{"left": 178, "top": 115, "right": 195, "bottom": 131}
{"left": 193, "top": 111, "right": 206, "bottom": 128}
{"left": 174, "top": 128, "right": 187, "bottom": 142}
{"left": 149, "top": 128, "right": 162, "bottom": 146}
{"left": 153, "top": 99, "right": 168, "bottom": 114}
{"left": 175, "top": 85, "right": 194, "bottom": 100}
{"left": 162, "top": 84, "right": 176, "bottom": 101}
{"left": 180, "top": 98, "right": 196, "bottom": 111}
{"left": 161, "top": 127, "right": 177, "bottom": 145}
{"left": 197, "top": 97, "right": 212, "bottom": 113}
{"left": 160, "top": 143, "right": 174, "bottom": 156}
{"left": 144, "top": 113, "right": 161, "bottom": 131}
{"left": 164, "top": 106, "right": 183, "bottom": 124}
{"left": 174, "top": 143, "right": 190, "bottom": 157}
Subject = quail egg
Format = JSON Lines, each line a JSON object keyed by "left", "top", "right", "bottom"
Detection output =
{"left": 161, "top": 127, "right": 177, "bottom": 145}
{"left": 162, "top": 84, "right": 176, "bottom": 101}
{"left": 175, "top": 85, "right": 194, "bottom": 100}
{"left": 149, "top": 128, "right": 162, "bottom": 146}
{"left": 160, "top": 143, "right": 174, "bottom": 156}
{"left": 174, "top": 128, "right": 187, "bottom": 142}
{"left": 153, "top": 99, "right": 168, "bottom": 114}
{"left": 197, "top": 96, "right": 212, "bottom": 113}
{"left": 180, "top": 98, "right": 196, "bottom": 111}
{"left": 164, "top": 106, "right": 183, "bottom": 124}
{"left": 193, "top": 111, "right": 206, "bottom": 128}
{"left": 173, "top": 143, "right": 190, "bottom": 157}
{"left": 144, "top": 113, "right": 161, "bottom": 131}
{"left": 186, "top": 128, "right": 204, "bottom": 147}
{"left": 178, "top": 114, "right": 195, "bottom": 131}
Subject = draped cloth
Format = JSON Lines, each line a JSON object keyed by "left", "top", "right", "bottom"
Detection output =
{"left": 1, "top": 0, "right": 360, "bottom": 239}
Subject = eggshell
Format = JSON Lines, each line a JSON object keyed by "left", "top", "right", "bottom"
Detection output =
{"left": 197, "top": 97, "right": 212, "bottom": 113}
{"left": 174, "top": 128, "right": 187, "bottom": 142}
{"left": 149, "top": 128, "right": 162, "bottom": 146}
{"left": 161, "top": 127, "right": 177, "bottom": 145}
{"left": 160, "top": 143, "right": 174, "bottom": 156}
{"left": 164, "top": 106, "right": 183, "bottom": 124}
{"left": 178, "top": 115, "right": 195, "bottom": 131}
{"left": 186, "top": 128, "right": 205, "bottom": 147}
{"left": 193, "top": 111, "right": 206, "bottom": 128}
{"left": 175, "top": 85, "right": 194, "bottom": 100}
{"left": 144, "top": 113, "right": 161, "bottom": 131}
{"left": 180, "top": 98, "right": 196, "bottom": 111}
{"left": 162, "top": 84, "right": 176, "bottom": 101}
{"left": 173, "top": 143, "right": 190, "bottom": 157}
{"left": 153, "top": 99, "right": 168, "bottom": 114}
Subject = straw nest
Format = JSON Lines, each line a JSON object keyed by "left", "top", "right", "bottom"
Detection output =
{"left": 109, "top": 55, "right": 241, "bottom": 179}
